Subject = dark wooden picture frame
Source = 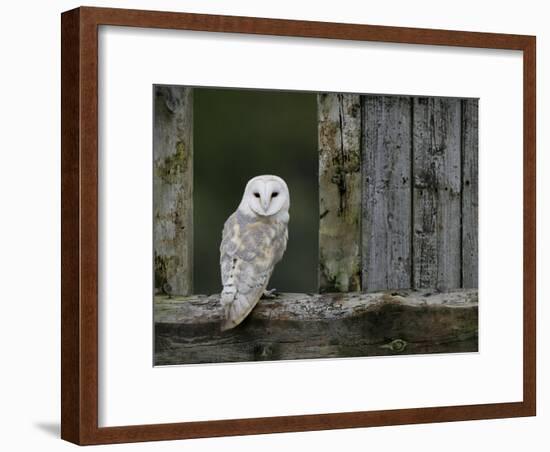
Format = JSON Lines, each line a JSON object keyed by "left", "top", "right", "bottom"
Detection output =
{"left": 61, "top": 6, "right": 536, "bottom": 445}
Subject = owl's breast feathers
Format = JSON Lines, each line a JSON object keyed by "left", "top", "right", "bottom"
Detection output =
{"left": 219, "top": 210, "right": 288, "bottom": 330}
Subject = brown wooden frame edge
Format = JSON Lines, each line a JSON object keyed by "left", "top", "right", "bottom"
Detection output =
{"left": 61, "top": 6, "right": 536, "bottom": 445}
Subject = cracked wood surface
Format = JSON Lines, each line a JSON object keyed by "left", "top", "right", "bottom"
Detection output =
{"left": 154, "top": 289, "right": 478, "bottom": 365}
{"left": 461, "top": 99, "right": 479, "bottom": 288}
{"left": 412, "top": 97, "right": 462, "bottom": 289}
{"left": 362, "top": 96, "right": 413, "bottom": 291}
{"left": 358, "top": 95, "right": 478, "bottom": 291}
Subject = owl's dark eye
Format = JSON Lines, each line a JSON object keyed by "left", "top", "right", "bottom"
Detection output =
{"left": 253, "top": 192, "right": 260, "bottom": 198}
{"left": 271, "top": 192, "right": 279, "bottom": 198}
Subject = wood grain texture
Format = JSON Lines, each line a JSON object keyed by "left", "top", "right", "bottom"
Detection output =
{"left": 522, "top": 38, "right": 536, "bottom": 414}
{"left": 461, "top": 99, "right": 479, "bottom": 288}
{"left": 153, "top": 86, "right": 193, "bottom": 296}
{"left": 318, "top": 93, "right": 362, "bottom": 292}
{"left": 412, "top": 98, "right": 462, "bottom": 290}
{"left": 362, "top": 96, "right": 412, "bottom": 291}
{"left": 80, "top": 6, "right": 534, "bottom": 50}
{"left": 155, "top": 289, "right": 478, "bottom": 365}
{"left": 61, "top": 8, "right": 80, "bottom": 444}
{"left": 61, "top": 6, "right": 536, "bottom": 445}
{"left": 79, "top": 8, "right": 100, "bottom": 443}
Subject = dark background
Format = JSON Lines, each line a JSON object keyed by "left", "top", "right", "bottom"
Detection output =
{"left": 193, "top": 87, "right": 319, "bottom": 294}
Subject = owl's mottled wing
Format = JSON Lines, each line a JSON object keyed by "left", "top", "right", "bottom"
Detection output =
{"left": 219, "top": 213, "right": 284, "bottom": 331}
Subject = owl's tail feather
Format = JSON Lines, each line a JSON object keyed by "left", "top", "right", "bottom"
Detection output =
{"left": 220, "top": 285, "right": 260, "bottom": 332}
{"left": 220, "top": 317, "right": 235, "bottom": 332}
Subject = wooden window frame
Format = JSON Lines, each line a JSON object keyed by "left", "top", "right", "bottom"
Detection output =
{"left": 61, "top": 6, "right": 536, "bottom": 445}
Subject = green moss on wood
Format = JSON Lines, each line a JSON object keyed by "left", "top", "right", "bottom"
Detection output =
{"left": 155, "top": 140, "right": 189, "bottom": 184}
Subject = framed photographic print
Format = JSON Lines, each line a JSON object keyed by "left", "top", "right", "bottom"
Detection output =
{"left": 61, "top": 6, "right": 536, "bottom": 445}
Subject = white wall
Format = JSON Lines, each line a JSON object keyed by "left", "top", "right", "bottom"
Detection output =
{"left": 0, "top": 0, "right": 547, "bottom": 450}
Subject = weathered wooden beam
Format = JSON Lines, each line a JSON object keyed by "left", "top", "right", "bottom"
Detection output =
{"left": 154, "top": 289, "right": 478, "bottom": 365}
{"left": 362, "top": 96, "right": 413, "bottom": 291}
{"left": 412, "top": 97, "right": 462, "bottom": 290}
{"left": 318, "top": 93, "right": 362, "bottom": 293}
{"left": 153, "top": 85, "right": 193, "bottom": 296}
{"left": 461, "top": 99, "right": 479, "bottom": 288}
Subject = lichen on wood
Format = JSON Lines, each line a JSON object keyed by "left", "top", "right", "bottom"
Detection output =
{"left": 318, "top": 93, "right": 362, "bottom": 293}
{"left": 154, "top": 289, "right": 478, "bottom": 365}
{"left": 153, "top": 86, "right": 193, "bottom": 296}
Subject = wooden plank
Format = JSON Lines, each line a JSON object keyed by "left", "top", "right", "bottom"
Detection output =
{"left": 362, "top": 96, "right": 412, "bottom": 291}
{"left": 412, "top": 97, "right": 462, "bottom": 289}
{"left": 461, "top": 99, "right": 479, "bottom": 288}
{"left": 154, "top": 289, "right": 478, "bottom": 365}
{"left": 153, "top": 86, "right": 193, "bottom": 296}
{"left": 318, "top": 93, "right": 362, "bottom": 292}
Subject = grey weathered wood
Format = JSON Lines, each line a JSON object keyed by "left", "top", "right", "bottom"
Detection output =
{"left": 362, "top": 96, "right": 412, "bottom": 291}
{"left": 318, "top": 93, "right": 362, "bottom": 293}
{"left": 412, "top": 98, "right": 462, "bottom": 290}
{"left": 153, "top": 86, "right": 193, "bottom": 296}
{"left": 154, "top": 289, "right": 478, "bottom": 365}
{"left": 461, "top": 99, "right": 479, "bottom": 288}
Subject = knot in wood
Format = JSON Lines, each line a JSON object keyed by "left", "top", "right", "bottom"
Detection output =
{"left": 380, "top": 338, "right": 408, "bottom": 353}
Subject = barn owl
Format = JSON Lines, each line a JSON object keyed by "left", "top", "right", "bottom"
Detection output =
{"left": 219, "top": 175, "right": 290, "bottom": 331}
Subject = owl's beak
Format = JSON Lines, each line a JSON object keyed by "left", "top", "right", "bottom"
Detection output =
{"left": 261, "top": 196, "right": 269, "bottom": 211}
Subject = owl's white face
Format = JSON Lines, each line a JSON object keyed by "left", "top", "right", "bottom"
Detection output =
{"left": 242, "top": 175, "right": 289, "bottom": 217}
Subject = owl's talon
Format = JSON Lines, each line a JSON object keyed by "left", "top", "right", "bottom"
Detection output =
{"left": 262, "top": 288, "right": 278, "bottom": 299}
